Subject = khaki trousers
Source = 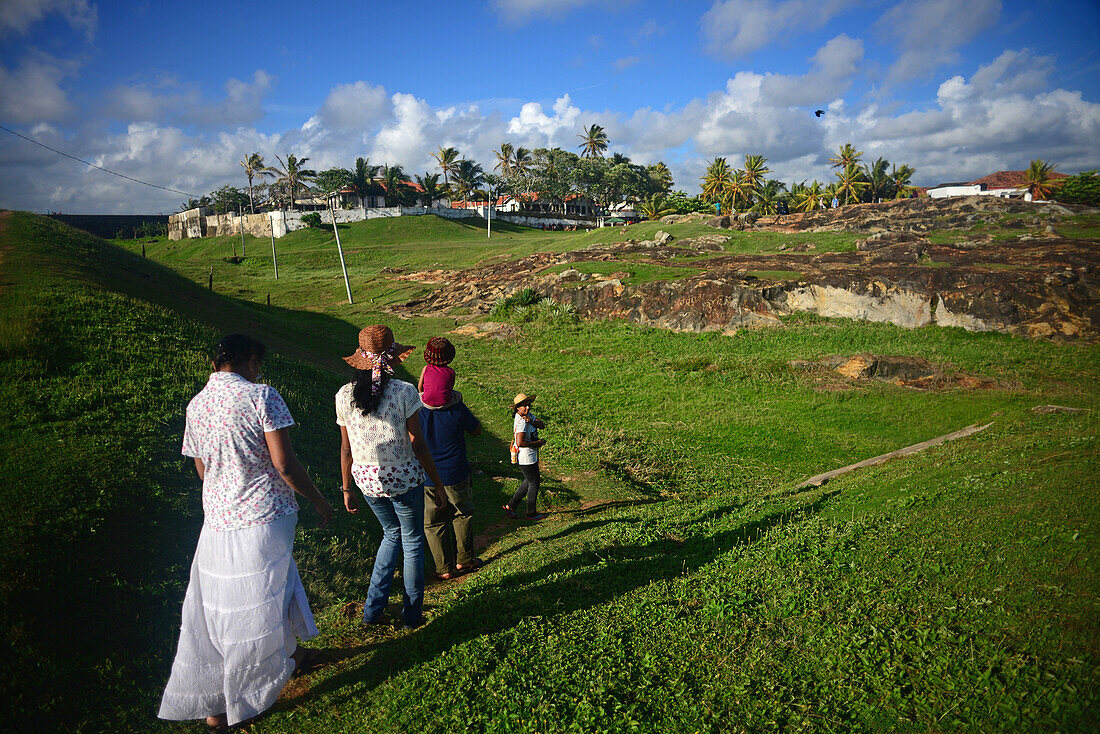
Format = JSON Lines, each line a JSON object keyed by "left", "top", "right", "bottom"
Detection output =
{"left": 424, "top": 477, "right": 475, "bottom": 574}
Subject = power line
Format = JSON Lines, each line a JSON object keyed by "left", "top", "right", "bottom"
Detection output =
{"left": 0, "top": 123, "right": 201, "bottom": 198}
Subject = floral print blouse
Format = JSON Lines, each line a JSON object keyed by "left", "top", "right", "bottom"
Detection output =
{"left": 182, "top": 371, "right": 299, "bottom": 532}
{"left": 336, "top": 379, "right": 424, "bottom": 497}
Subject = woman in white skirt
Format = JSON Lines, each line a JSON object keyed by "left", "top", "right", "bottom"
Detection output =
{"left": 159, "top": 334, "right": 333, "bottom": 732}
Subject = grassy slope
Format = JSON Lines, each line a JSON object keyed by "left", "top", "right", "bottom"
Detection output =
{"left": 3, "top": 212, "right": 1097, "bottom": 732}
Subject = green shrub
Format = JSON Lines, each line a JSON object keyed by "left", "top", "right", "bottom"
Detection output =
{"left": 489, "top": 287, "right": 541, "bottom": 318}
{"left": 301, "top": 212, "right": 324, "bottom": 228}
{"left": 1053, "top": 170, "right": 1100, "bottom": 206}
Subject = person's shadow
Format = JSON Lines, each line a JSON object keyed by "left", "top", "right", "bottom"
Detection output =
{"left": 276, "top": 489, "right": 838, "bottom": 715}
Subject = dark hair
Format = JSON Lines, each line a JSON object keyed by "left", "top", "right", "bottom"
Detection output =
{"left": 213, "top": 333, "right": 266, "bottom": 370}
{"left": 351, "top": 368, "right": 388, "bottom": 415}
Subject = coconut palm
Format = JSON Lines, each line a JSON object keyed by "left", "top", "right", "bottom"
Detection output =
{"left": 347, "top": 157, "right": 379, "bottom": 208}
{"left": 240, "top": 152, "right": 275, "bottom": 214}
{"left": 638, "top": 194, "right": 677, "bottom": 220}
{"left": 415, "top": 172, "right": 445, "bottom": 207}
{"left": 724, "top": 169, "right": 756, "bottom": 213}
{"left": 273, "top": 154, "right": 317, "bottom": 211}
{"left": 701, "top": 156, "right": 733, "bottom": 204}
{"left": 381, "top": 164, "right": 413, "bottom": 206}
{"left": 578, "top": 124, "right": 609, "bottom": 158}
{"left": 752, "top": 179, "right": 787, "bottom": 214}
{"left": 646, "top": 162, "right": 674, "bottom": 193}
{"left": 452, "top": 159, "right": 486, "bottom": 203}
{"left": 890, "top": 163, "right": 916, "bottom": 199}
{"left": 862, "top": 157, "right": 892, "bottom": 202}
{"left": 1025, "top": 159, "right": 1058, "bottom": 200}
{"left": 494, "top": 143, "right": 515, "bottom": 176}
{"left": 608, "top": 152, "right": 631, "bottom": 167}
{"left": 791, "top": 180, "right": 825, "bottom": 212}
{"left": 741, "top": 154, "right": 771, "bottom": 195}
{"left": 829, "top": 142, "right": 864, "bottom": 170}
{"left": 835, "top": 163, "right": 867, "bottom": 205}
{"left": 432, "top": 146, "right": 460, "bottom": 186}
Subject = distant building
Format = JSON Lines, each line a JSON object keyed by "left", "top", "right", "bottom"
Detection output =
{"left": 927, "top": 170, "right": 1069, "bottom": 201}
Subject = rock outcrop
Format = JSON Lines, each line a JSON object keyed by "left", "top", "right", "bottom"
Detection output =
{"left": 387, "top": 199, "right": 1099, "bottom": 342}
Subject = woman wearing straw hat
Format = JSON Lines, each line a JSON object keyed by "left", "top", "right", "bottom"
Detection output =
{"left": 337, "top": 325, "right": 447, "bottom": 630}
{"left": 504, "top": 393, "right": 547, "bottom": 520}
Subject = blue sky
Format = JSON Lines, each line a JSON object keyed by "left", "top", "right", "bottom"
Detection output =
{"left": 1, "top": 0, "right": 1098, "bottom": 213}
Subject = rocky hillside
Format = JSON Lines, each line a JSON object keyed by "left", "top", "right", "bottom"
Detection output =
{"left": 389, "top": 196, "right": 1099, "bottom": 341}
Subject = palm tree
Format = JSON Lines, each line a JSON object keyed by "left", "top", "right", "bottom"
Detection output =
{"left": 273, "top": 154, "right": 317, "bottom": 211}
{"left": 382, "top": 164, "right": 412, "bottom": 206}
{"left": 646, "top": 162, "right": 674, "bottom": 193}
{"left": 432, "top": 146, "right": 460, "bottom": 186}
{"left": 415, "top": 172, "right": 445, "bottom": 207}
{"left": 741, "top": 154, "right": 771, "bottom": 196}
{"left": 829, "top": 142, "right": 864, "bottom": 171}
{"left": 835, "top": 163, "right": 867, "bottom": 205}
{"left": 240, "top": 152, "right": 275, "bottom": 214}
{"left": 890, "top": 163, "right": 916, "bottom": 199}
{"left": 724, "top": 169, "right": 756, "bottom": 213}
{"left": 638, "top": 193, "right": 677, "bottom": 220}
{"left": 452, "top": 159, "right": 485, "bottom": 203}
{"left": 862, "top": 157, "right": 892, "bottom": 202}
{"left": 791, "top": 180, "right": 825, "bottom": 212}
{"left": 348, "top": 157, "right": 379, "bottom": 208}
{"left": 1025, "top": 159, "right": 1058, "bottom": 200}
{"left": 752, "top": 179, "right": 787, "bottom": 214}
{"left": 494, "top": 142, "right": 515, "bottom": 176}
{"left": 578, "top": 124, "right": 609, "bottom": 159}
{"left": 608, "top": 152, "right": 631, "bottom": 167}
{"left": 701, "top": 157, "right": 733, "bottom": 205}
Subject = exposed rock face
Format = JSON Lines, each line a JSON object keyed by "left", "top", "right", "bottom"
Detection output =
{"left": 388, "top": 200, "right": 1099, "bottom": 342}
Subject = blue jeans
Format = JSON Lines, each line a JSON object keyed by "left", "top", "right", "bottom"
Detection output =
{"left": 363, "top": 487, "right": 426, "bottom": 627}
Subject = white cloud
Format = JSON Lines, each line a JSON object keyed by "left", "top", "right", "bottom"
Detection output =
{"left": 492, "top": 0, "right": 602, "bottom": 24}
{"left": 701, "top": 0, "right": 848, "bottom": 60}
{"left": 0, "top": 55, "right": 75, "bottom": 123}
{"left": 0, "top": 0, "right": 96, "bottom": 38}
{"left": 878, "top": 0, "right": 1001, "bottom": 81}
{"left": 506, "top": 94, "right": 582, "bottom": 147}
{"left": 319, "top": 81, "right": 391, "bottom": 130}
{"left": 104, "top": 71, "right": 274, "bottom": 126}
{"left": 614, "top": 55, "right": 641, "bottom": 71}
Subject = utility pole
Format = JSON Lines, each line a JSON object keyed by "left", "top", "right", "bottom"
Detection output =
{"left": 269, "top": 214, "right": 279, "bottom": 279}
{"left": 239, "top": 206, "right": 246, "bottom": 258}
{"left": 328, "top": 199, "right": 353, "bottom": 304}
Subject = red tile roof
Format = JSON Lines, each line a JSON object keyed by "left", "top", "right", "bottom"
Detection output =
{"left": 969, "top": 170, "right": 1069, "bottom": 189}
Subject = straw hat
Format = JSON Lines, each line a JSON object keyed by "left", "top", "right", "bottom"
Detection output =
{"left": 343, "top": 325, "right": 414, "bottom": 370}
{"left": 423, "top": 336, "right": 456, "bottom": 366}
{"left": 510, "top": 392, "right": 536, "bottom": 409}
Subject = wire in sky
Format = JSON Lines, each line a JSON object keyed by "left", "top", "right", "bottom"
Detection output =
{"left": 0, "top": 123, "right": 201, "bottom": 198}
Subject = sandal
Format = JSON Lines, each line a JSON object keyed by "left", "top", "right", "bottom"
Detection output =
{"left": 456, "top": 558, "right": 485, "bottom": 573}
{"left": 435, "top": 570, "right": 459, "bottom": 581}
{"left": 502, "top": 504, "right": 516, "bottom": 518}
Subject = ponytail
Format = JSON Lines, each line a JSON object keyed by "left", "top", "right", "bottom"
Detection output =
{"left": 351, "top": 368, "right": 388, "bottom": 415}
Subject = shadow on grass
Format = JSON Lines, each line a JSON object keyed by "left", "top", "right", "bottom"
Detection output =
{"left": 277, "top": 490, "right": 837, "bottom": 716}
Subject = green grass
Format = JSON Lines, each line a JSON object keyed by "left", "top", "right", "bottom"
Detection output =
{"left": 543, "top": 260, "right": 703, "bottom": 285}
{"left": 744, "top": 269, "right": 802, "bottom": 280}
{"left": 4, "top": 211, "right": 1099, "bottom": 732}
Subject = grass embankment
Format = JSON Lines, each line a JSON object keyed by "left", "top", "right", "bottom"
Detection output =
{"left": 3, "top": 211, "right": 1098, "bottom": 732}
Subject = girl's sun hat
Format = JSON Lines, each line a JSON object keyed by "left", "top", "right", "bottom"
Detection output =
{"left": 510, "top": 393, "right": 536, "bottom": 409}
{"left": 424, "top": 336, "right": 456, "bottom": 366}
{"left": 343, "top": 325, "right": 414, "bottom": 371}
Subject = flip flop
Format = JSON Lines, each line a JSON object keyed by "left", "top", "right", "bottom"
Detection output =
{"left": 502, "top": 505, "right": 516, "bottom": 518}
{"left": 456, "top": 558, "right": 485, "bottom": 573}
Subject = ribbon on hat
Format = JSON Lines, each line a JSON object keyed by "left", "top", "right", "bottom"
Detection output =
{"left": 361, "top": 343, "right": 398, "bottom": 395}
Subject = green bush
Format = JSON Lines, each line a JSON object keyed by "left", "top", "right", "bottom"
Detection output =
{"left": 301, "top": 212, "right": 324, "bottom": 228}
{"left": 1052, "top": 170, "right": 1100, "bottom": 206}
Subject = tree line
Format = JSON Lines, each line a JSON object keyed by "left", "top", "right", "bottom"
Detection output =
{"left": 180, "top": 129, "right": 1096, "bottom": 219}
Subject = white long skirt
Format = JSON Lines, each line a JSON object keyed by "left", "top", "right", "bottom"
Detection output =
{"left": 158, "top": 513, "right": 318, "bottom": 726}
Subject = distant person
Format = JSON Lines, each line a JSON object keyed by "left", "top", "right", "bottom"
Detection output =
{"left": 418, "top": 336, "right": 460, "bottom": 408}
{"left": 159, "top": 334, "right": 333, "bottom": 732}
{"left": 337, "top": 325, "right": 446, "bottom": 630}
{"left": 777, "top": 199, "right": 789, "bottom": 216}
{"left": 419, "top": 367, "right": 485, "bottom": 579}
{"left": 504, "top": 393, "right": 547, "bottom": 520}
{"left": 831, "top": 196, "right": 839, "bottom": 209}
